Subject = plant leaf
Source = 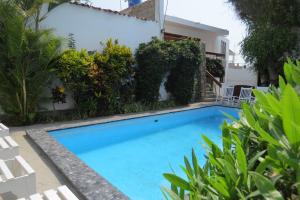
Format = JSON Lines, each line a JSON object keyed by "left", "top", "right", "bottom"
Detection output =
{"left": 161, "top": 186, "right": 182, "bottom": 200}
{"left": 163, "top": 173, "right": 191, "bottom": 191}
{"left": 281, "top": 84, "right": 300, "bottom": 146}
{"left": 208, "top": 177, "right": 230, "bottom": 198}
{"left": 248, "top": 150, "right": 266, "bottom": 170}
{"left": 250, "top": 172, "right": 284, "bottom": 200}
{"left": 254, "top": 122, "right": 280, "bottom": 146}
{"left": 235, "top": 140, "right": 248, "bottom": 183}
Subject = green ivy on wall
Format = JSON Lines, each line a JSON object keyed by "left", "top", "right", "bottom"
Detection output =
{"left": 206, "top": 57, "right": 225, "bottom": 79}
{"left": 135, "top": 38, "right": 203, "bottom": 104}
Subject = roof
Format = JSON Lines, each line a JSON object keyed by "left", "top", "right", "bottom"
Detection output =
{"left": 165, "top": 15, "right": 229, "bottom": 36}
{"left": 69, "top": 2, "right": 154, "bottom": 22}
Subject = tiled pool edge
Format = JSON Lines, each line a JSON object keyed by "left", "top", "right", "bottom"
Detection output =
{"left": 26, "top": 129, "right": 129, "bottom": 200}
{"left": 26, "top": 103, "right": 239, "bottom": 200}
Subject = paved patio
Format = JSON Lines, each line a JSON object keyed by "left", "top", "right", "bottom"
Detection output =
{"left": 10, "top": 132, "right": 68, "bottom": 193}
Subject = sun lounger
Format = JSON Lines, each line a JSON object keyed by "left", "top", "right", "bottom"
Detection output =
{"left": 17, "top": 185, "right": 79, "bottom": 200}
{"left": 233, "top": 87, "right": 253, "bottom": 105}
{"left": 216, "top": 86, "right": 234, "bottom": 104}
{"left": 0, "top": 123, "right": 9, "bottom": 137}
{"left": 257, "top": 86, "right": 269, "bottom": 93}
{"left": 0, "top": 136, "right": 19, "bottom": 160}
{"left": 0, "top": 156, "right": 36, "bottom": 198}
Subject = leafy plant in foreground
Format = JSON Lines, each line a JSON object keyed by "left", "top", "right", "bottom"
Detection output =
{"left": 163, "top": 60, "right": 300, "bottom": 199}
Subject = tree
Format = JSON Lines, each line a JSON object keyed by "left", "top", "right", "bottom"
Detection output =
{"left": 15, "top": 0, "right": 67, "bottom": 31}
{"left": 0, "top": 0, "right": 61, "bottom": 124}
{"left": 228, "top": 0, "right": 300, "bottom": 85}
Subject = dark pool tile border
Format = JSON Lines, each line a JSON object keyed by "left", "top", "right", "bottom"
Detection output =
{"left": 26, "top": 129, "right": 129, "bottom": 200}
{"left": 26, "top": 103, "right": 239, "bottom": 200}
{"left": 45, "top": 104, "right": 239, "bottom": 132}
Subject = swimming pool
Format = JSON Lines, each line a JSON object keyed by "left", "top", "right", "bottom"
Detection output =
{"left": 49, "top": 106, "right": 239, "bottom": 200}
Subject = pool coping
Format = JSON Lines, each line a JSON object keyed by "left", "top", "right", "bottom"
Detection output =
{"left": 26, "top": 103, "right": 239, "bottom": 200}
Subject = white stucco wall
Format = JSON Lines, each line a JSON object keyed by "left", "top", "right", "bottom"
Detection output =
{"left": 225, "top": 67, "right": 258, "bottom": 87}
{"left": 40, "top": 3, "right": 161, "bottom": 52}
{"left": 164, "top": 21, "right": 227, "bottom": 54}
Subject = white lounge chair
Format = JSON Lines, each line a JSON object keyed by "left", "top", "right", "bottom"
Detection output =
{"left": 216, "top": 86, "right": 234, "bottom": 104}
{"left": 257, "top": 86, "right": 269, "bottom": 93}
{"left": 233, "top": 87, "right": 253, "bottom": 105}
{"left": 17, "top": 185, "right": 79, "bottom": 200}
{"left": 0, "top": 123, "right": 9, "bottom": 137}
{"left": 0, "top": 156, "right": 36, "bottom": 198}
{"left": 0, "top": 136, "right": 19, "bottom": 160}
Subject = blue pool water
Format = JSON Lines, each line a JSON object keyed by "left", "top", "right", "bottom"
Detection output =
{"left": 50, "top": 106, "right": 239, "bottom": 200}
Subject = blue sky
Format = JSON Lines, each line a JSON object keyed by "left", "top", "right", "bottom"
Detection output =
{"left": 90, "top": 0, "right": 246, "bottom": 63}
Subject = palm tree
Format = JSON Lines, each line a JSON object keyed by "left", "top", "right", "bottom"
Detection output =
{"left": 15, "top": 0, "right": 68, "bottom": 31}
{"left": 0, "top": 0, "right": 61, "bottom": 124}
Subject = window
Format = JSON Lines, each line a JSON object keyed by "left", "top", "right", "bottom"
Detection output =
{"left": 221, "top": 41, "right": 226, "bottom": 55}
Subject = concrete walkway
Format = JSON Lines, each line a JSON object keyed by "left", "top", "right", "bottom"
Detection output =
{"left": 11, "top": 132, "right": 68, "bottom": 193}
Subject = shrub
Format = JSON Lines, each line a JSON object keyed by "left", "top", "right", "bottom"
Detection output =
{"left": 93, "top": 39, "right": 135, "bottom": 113}
{"left": 135, "top": 38, "right": 175, "bottom": 103}
{"left": 51, "top": 86, "right": 66, "bottom": 111}
{"left": 206, "top": 57, "right": 225, "bottom": 79}
{"left": 53, "top": 49, "right": 96, "bottom": 116}
{"left": 165, "top": 40, "right": 202, "bottom": 104}
{"left": 121, "top": 100, "right": 177, "bottom": 114}
{"left": 0, "top": 1, "right": 61, "bottom": 124}
{"left": 54, "top": 39, "right": 135, "bottom": 116}
{"left": 163, "top": 60, "right": 300, "bottom": 199}
{"left": 135, "top": 38, "right": 203, "bottom": 104}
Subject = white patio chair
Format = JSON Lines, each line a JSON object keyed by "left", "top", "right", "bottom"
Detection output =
{"left": 0, "top": 123, "right": 9, "bottom": 137}
{"left": 216, "top": 86, "right": 234, "bottom": 104}
{"left": 0, "top": 156, "right": 36, "bottom": 198}
{"left": 233, "top": 87, "right": 253, "bottom": 105}
{"left": 257, "top": 86, "right": 269, "bottom": 93}
{"left": 17, "top": 185, "right": 79, "bottom": 200}
{"left": 0, "top": 136, "right": 19, "bottom": 160}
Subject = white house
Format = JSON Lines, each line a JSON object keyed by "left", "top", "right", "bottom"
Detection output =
{"left": 41, "top": 0, "right": 229, "bottom": 59}
{"left": 40, "top": 2, "right": 161, "bottom": 51}
{"left": 39, "top": 0, "right": 237, "bottom": 105}
{"left": 225, "top": 51, "right": 257, "bottom": 87}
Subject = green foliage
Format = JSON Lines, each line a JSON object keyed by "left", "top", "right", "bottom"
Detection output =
{"left": 165, "top": 40, "right": 202, "bottom": 104}
{"left": 163, "top": 60, "right": 300, "bottom": 199}
{"left": 121, "top": 100, "right": 177, "bottom": 114}
{"left": 283, "top": 59, "right": 300, "bottom": 90}
{"left": 135, "top": 38, "right": 175, "bottom": 103}
{"left": 206, "top": 58, "right": 225, "bottom": 79}
{"left": 135, "top": 38, "right": 203, "bottom": 104}
{"left": 15, "top": 0, "right": 68, "bottom": 31}
{"left": 93, "top": 39, "right": 135, "bottom": 113}
{"left": 67, "top": 33, "right": 76, "bottom": 49}
{"left": 53, "top": 49, "right": 95, "bottom": 115}
{"left": 51, "top": 86, "right": 66, "bottom": 104}
{"left": 228, "top": 0, "right": 300, "bottom": 27}
{"left": 241, "top": 25, "right": 297, "bottom": 83}
{"left": 53, "top": 39, "right": 135, "bottom": 116}
{"left": 228, "top": 0, "right": 300, "bottom": 84}
{"left": 0, "top": 0, "right": 61, "bottom": 124}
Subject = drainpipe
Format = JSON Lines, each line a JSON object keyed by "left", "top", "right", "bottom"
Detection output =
{"left": 155, "top": 0, "right": 164, "bottom": 39}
